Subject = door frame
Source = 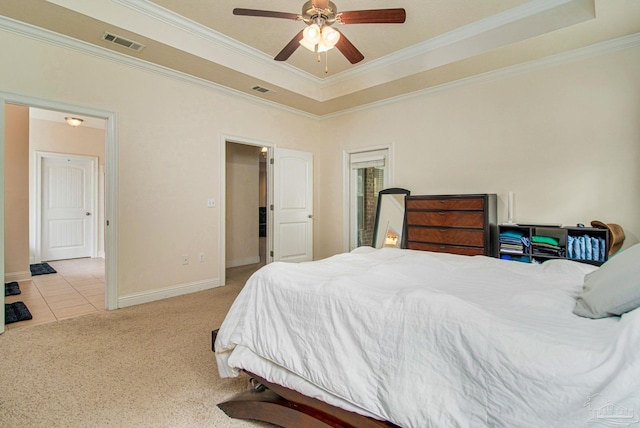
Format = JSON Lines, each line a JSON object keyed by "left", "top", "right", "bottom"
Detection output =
{"left": 34, "top": 151, "right": 99, "bottom": 263}
{"left": 0, "top": 91, "right": 119, "bottom": 333}
{"left": 342, "top": 143, "right": 394, "bottom": 253}
{"left": 219, "top": 133, "right": 274, "bottom": 287}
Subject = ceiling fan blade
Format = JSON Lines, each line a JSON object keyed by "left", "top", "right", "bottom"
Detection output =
{"left": 274, "top": 30, "right": 304, "bottom": 61}
{"left": 335, "top": 30, "right": 364, "bottom": 64}
{"left": 339, "top": 9, "right": 406, "bottom": 24}
{"left": 233, "top": 8, "right": 300, "bottom": 20}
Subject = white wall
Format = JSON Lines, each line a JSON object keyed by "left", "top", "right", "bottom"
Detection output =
{"left": 0, "top": 28, "right": 319, "bottom": 301}
{"left": 1, "top": 26, "right": 638, "bottom": 305}
{"left": 319, "top": 46, "right": 640, "bottom": 257}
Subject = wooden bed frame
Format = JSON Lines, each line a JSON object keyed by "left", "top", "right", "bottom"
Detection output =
{"left": 218, "top": 371, "right": 400, "bottom": 428}
{"left": 213, "top": 330, "right": 400, "bottom": 428}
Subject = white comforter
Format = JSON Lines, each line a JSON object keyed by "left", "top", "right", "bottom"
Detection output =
{"left": 215, "top": 247, "right": 640, "bottom": 428}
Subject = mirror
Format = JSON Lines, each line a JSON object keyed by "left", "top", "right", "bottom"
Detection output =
{"left": 372, "top": 188, "right": 410, "bottom": 249}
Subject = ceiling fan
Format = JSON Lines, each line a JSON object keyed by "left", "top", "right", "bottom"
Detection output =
{"left": 233, "top": 0, "right": 406, "bottom": 69}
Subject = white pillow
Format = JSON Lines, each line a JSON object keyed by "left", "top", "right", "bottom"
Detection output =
{"left": 573, "top": 243, "right": 640, "bottom": 319}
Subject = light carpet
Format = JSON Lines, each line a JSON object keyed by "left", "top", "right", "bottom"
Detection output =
{"left": 0, "top": 263, "right": 272, "bottom": 427}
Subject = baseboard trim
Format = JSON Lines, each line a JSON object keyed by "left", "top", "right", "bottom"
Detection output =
{"left": 117, "top": 278, "right": 221, "bottom": 308}
{"left": 226, "top": 256, "right": 260, "bottom": 268}
{"left": 5, "top": 271, "right": 32, "bottom": 283}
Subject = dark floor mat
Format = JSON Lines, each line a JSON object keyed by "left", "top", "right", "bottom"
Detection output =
{"left": 5, "top": 302, "right": 33, "bottom": 324}
{"left": 30, "top": 262, "right": 57, "bottom": 276}
{"left": 5, "top": 281, "right": 21, "bottom": 296}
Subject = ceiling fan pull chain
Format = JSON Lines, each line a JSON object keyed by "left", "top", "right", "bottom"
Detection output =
{"left": 325, "top": 51, "right": 329, "bottom": 74}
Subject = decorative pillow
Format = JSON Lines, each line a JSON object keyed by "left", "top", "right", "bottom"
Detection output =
{"left": 573, "top": 243, "right": 640, "bottom": 318}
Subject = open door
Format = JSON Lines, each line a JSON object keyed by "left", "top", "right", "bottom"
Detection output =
{"left": 272, "top": 148, "right": 313, "bottom": 263}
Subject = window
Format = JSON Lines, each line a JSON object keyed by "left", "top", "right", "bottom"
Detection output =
{"left": 348, "top": 149, "right": 389, "bottom": 250}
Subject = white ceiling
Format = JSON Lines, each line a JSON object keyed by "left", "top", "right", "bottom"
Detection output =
{"left": 1, "top": 0, "right": 639, "bottom": 116}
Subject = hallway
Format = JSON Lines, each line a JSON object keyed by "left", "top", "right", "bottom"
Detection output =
{"left": 5, "top": 258, "right": 105, "bottom": 330}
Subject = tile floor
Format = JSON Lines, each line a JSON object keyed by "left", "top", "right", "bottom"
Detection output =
{"left": 5, "top": 257, "right": 105, "bottom": 330}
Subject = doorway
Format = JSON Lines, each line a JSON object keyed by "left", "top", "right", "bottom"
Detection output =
{"left": 219, "top": 136, "right": 314, "bottom": 286}
{"left": 224, "top": 140, "right": 270, "bottom": 284}
{"left": 5, "top": 106, "right": 105, "bottom": 329}
{"left": 1, "top": 94, "right": 118, "bottom": 332}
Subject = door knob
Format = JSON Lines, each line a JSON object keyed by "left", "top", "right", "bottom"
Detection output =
{"left": 86, "top": 212, "right": 92, "bottom": 216}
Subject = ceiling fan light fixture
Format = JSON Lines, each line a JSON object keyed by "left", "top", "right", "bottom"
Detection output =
{"left": 302, "top": 24, "right": 321, "bottom": 45}
{"left": 316, "top": 39, "right": 331, "bottom": 53}
{"left": 299, "top": 37, "right": 317, "bottom": 52}
{"left": 321, "top": 26, "right": 340, "bottom": 48}
{"left": 301, "top": 23, "right": 339, "bottom": 53}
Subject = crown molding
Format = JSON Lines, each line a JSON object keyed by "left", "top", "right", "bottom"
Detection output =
{"left": 322, "top": 0, "right": 582, "bottom": 88}
{"left": 318, "top": 0, "right": 595, "bottom": 99}
{"left": 2, "top": 11, "right": 637, "bottom": 121}
{"left": 116, "top": 0, "right": 583, "bottom": 93}
{"left": 112, "top": 0, "right": 323, "bottom": 85}
{"left": 0, "top": 16, "right": 319, "bottom": 119}
{"left": 47, "top": 0, "right": 325, "bottom": 99}
{"left": 321, "top": 32, "right": 640, "bottom": 120}
{"left": 64, "top": 0, "right": 596, "bottom": 102}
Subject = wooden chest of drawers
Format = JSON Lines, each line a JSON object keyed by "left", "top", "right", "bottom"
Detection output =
{"left": 405, "top": 194, "right": 497, "bottom": 257}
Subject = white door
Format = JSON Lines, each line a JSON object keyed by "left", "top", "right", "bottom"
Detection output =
{"left": 273, "top": 148, "right": 313, "bottom": 262}
{"left": 41, "top": 154, "right": 97, "bottom": 261}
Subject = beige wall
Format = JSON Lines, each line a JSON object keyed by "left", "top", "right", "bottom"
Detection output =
{"left": 226, "top": 143, "right": 260, "bottom": 267}
{"left": 259, "top": 160, "right": 267, "bottom": 207}
{"left": 4, "top": 104, "right": 30, "bottom": 280}
{"left": 1, "top": 27, "right": 639, "bottom": 304}
{"left": 0, "top": 28, "right": 319, "bottom": 300}
{"left": 319, "top": 46, "right": 640, "bottom": 257}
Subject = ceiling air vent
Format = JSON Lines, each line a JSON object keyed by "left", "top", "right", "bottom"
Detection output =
{"left": 102, "top": 32, "right": 145, "bottom": 52}
{"left": 252, "top": 85, "right": 274, "bottom": 94}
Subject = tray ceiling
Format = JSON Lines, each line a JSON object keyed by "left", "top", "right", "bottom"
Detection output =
{"left": 1, "top": 0, "right": 639, "bottom": 116}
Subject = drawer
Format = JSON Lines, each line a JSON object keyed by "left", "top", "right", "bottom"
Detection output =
{"left": 406, "top": 211, "right": 484, "bottom": 228}
{"left": 407, "top": 227, "right": 484, "bottom": 247}
{"left": 406, "top": 198, "right": 484, "bottom": 211}
{"left": 407, "top": 242, "right": 485, "bottom": 256}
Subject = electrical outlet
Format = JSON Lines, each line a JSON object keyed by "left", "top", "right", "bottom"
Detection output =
{"left": 182, "top": 255, "right": 189, "bottom": 265}
{"left": 199, "top": 252, "right": 205, "bottom": 263}
{"left": 207, "top": 198, "right": 216, "bottom": 208}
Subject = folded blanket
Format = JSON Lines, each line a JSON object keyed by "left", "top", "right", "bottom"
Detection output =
{"left": 499, "top": 230, "right": 525, "bottom": 239}
{"left": 531, "top": 235, "right": 560, "bottom": 246}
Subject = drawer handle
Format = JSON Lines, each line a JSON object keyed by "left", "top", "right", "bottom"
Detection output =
{"left": 439, "top": 229, "right": 447, "bottom": 233}
{"left": 438, "top": 211, "right": 445, "bottom": 215}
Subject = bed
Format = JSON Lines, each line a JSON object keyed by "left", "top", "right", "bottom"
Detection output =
{"left": 214, "top": 245, "right": 640, "bottom": 427}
